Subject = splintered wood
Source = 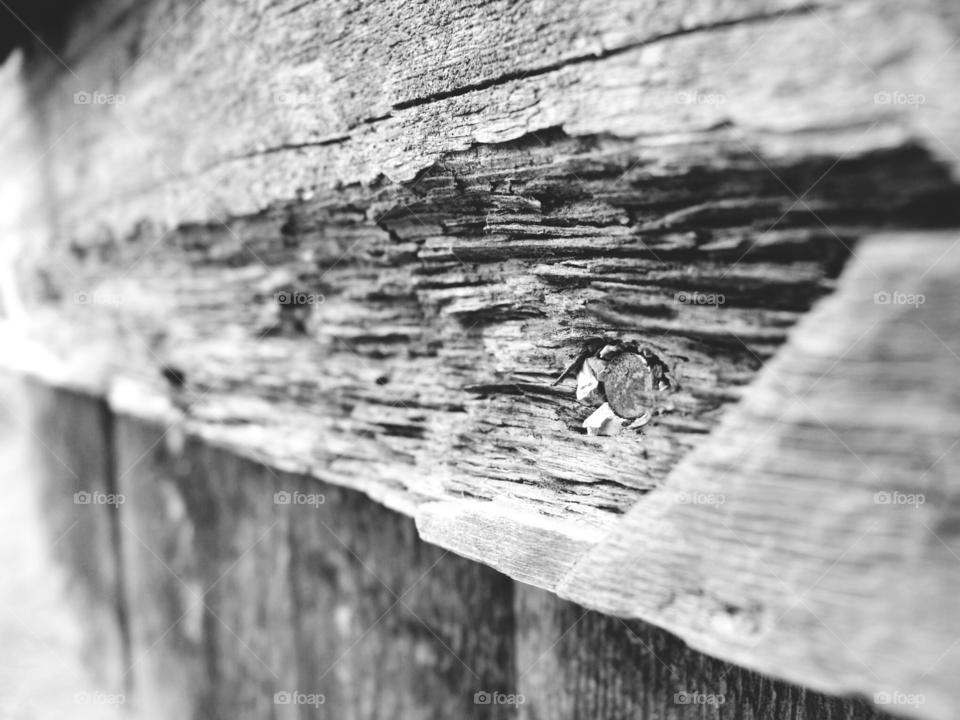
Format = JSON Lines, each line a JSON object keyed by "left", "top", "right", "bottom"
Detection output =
{"left": 1, "top": 0, "right": 960, "bottom": 717}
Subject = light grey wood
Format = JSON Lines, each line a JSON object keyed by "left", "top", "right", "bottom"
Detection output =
{"left": 559, "top": 231, "right": 960, "bottom": 720}
{"left": 516, "top": 582, "right": 896, "bottom": 720}
{"left": 18, "top": 381, "right": 130, "bottom": 691}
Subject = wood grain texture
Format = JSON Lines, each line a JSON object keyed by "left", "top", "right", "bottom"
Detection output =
{"left": 2, "top": 0, "right": 960, "bottom": 711}
{"left": 7, "top": 0, "right": 960, "bottom": 245}
{"left": 516, "top": 583, "right": 898, "bottom": 720}
{"left": 13, "top": 127, "right": 956, "bottom": 590}
{"left": 114, "top": 413, "right": 517, "bottom": 720}
{"left": 559, "top": 231, "right": 960, "bottom": 720}
{"left": 18, "top": 383, "right": 917, "bottom": 720}
{"left": 2, "top": 0, "right": 959, "bottom": 554}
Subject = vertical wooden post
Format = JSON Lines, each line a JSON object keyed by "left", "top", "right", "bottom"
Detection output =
{"left": 22, "top": 380, "right": 130, "bottom": 689}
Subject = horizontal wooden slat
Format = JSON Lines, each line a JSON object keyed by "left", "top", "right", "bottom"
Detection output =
{"left": 13, "top": 377, "right": 909, "bottom": 718}
{"left": 2, "top": 0, "right": 960, "bottom": 715}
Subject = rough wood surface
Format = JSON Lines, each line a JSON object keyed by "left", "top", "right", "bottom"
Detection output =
{"left": 16, "top": 379, "right": 912, "bottom": 720}
{"left": 516, "top": 583, "right": 897, "bottom": 720}
{"left": 2, "top": 0, "right": 960, "bottom": 714}
{"left": 559, "top": 232, "right": 960, "bottom": 720}
{"left": 6, "top": 0, "right": 960, "bottom": 245}
{"left": 114, "top": 412, "right": 517, "bottom": 719}
{"left": 3, "top": 0, "right": 960, "bottom": 544}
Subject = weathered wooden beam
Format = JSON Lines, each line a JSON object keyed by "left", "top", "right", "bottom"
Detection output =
{"left": 2, "top": 0, "right": 960, "bottom": 716}
{"left": 3, "top": 0, "right": 959, "bottom": 246}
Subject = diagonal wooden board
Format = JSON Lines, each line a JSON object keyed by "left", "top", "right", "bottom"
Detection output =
{"left": 556, "top": 231, "right": 960, "bottom": 720}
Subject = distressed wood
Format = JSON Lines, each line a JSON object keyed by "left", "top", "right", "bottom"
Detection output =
{"left": 114, "top": 412, "right": 517, "bottom": 719}
{"left": 3, "top": 0, "right": 959, "bottom": 560}
{"left": 15, "top": 381, "right": 917, "bottom": 719}
{"left": 515, "top": 583, "right": 897, "bottom": 720}
{"left": 2, "top": 0, "right": 960, "bottom": 714}
{"left": 7, "top": 0, "right": 960, "bottom": 245}
{"left": 559, "top": 231, "right": 960, "bottom": 719}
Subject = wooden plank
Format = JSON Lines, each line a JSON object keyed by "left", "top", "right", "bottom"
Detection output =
{"left": 3, "top": 0, "right": 959, "bottom": 566}
{"left": 17, "top": 379, "right": 130, "bottom": 689}
{"left": 2, "top": 0, "right": 960, "bottom": 710}
{"left": 287, "top": 468, "right": 518, "bottom": 719}
{"left": 4, "top": 0, "right": 959, "bottom": 243}
{"left": 113, "top": 412, "right": 517, "bottom": 719}
{"left": 516, "top": 582, "right": 896, "bottom": 720}
{"left": 113, "top": 415, "right": 236, "bottom": 718}
{"left": 559, "top": 231, "right": 960, "bottom": 719}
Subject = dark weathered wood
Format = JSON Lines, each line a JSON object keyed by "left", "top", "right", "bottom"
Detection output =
{"left": 114, "top": 412, "right": 517, "bottom": 719}
{"left": 10, "top": 373, "right": 930, "bottom": 720}
{"left": 516, "top": 583, "right": 898, "bottom": 720}
{"left": 3, "top": 0, "right": 959, "bottom": 582}
{"left": 3, "top": 0, "right": 960, "bottom": 714}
